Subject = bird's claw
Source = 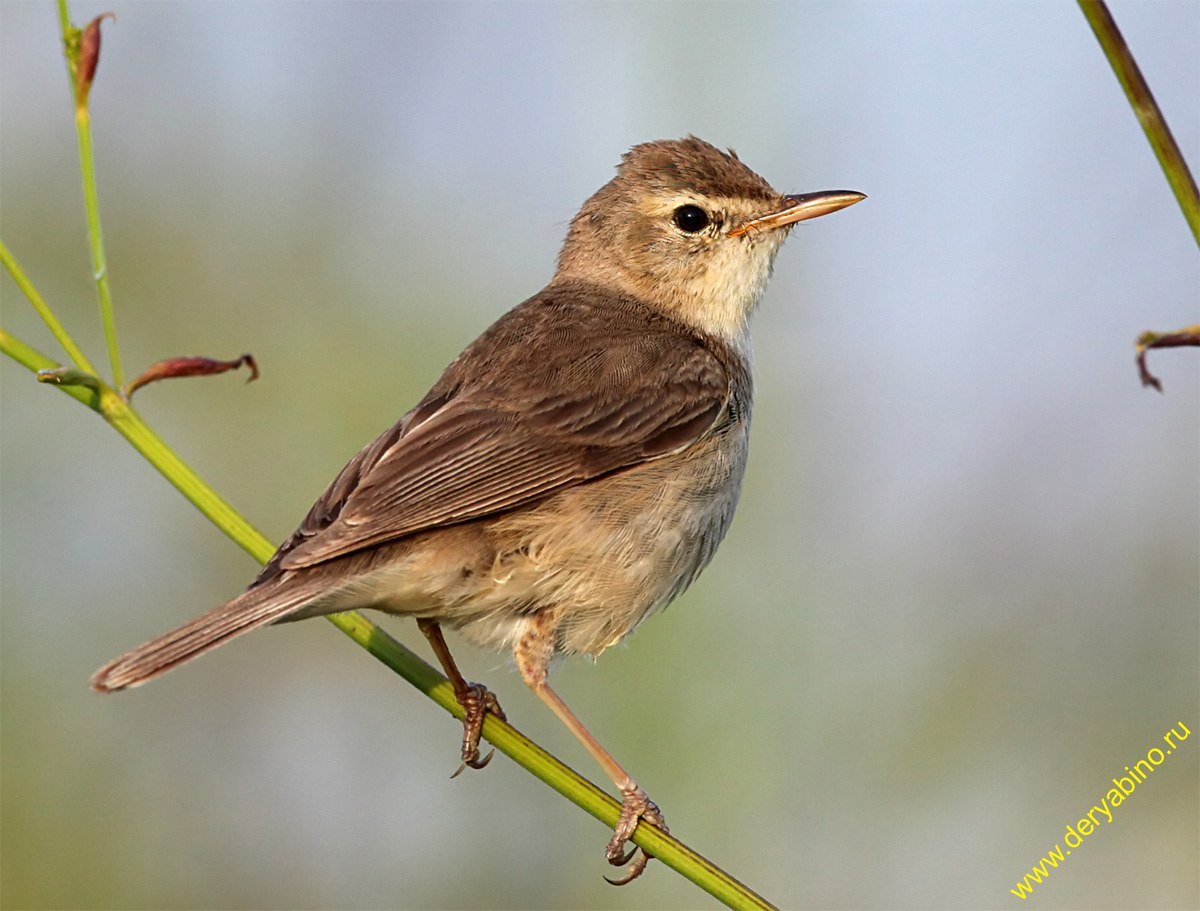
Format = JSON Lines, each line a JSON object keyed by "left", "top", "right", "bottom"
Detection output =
{"left": 603, "top": 785, "right": 668, "bottom": 886}
{"left": 450, "top": 682, "right": 505, "bottom": 777}
{"left": 449, "top": 748, "right": 494, "bottom": 779}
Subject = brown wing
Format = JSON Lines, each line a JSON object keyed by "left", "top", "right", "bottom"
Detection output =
{"left": 271, "top": 288, "right": 734, "bottom": 572}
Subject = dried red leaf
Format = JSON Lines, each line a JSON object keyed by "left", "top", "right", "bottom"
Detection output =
{"left": 76, "top": 13, "right": 116, "bottom": 104}
{"left": 124, "top": 354, "right": 259, "bottom": 399}
{"left": 1135, "top": 326, "right": 1200, "bottom": 393}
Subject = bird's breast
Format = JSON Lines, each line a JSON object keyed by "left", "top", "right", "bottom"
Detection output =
{"left": 447, "top": 419, "right": 750, "bottom": 658}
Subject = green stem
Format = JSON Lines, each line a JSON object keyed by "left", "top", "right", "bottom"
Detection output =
{"left": 3, "top": 6, "right": 783, "bottom": 907}
{"left": 75, "top": 108, "right": 123, "bottom": 386}
{"left": 330, "top": 612, "right": 771, "bottom": 910}
{"left": 102, "top": 396, "right": 273, "bottom": 562}
{"left": 1078, "top": 0, "right": 1200, "bottom": 246}
{"left": 1, "top": 329, "right": 100, "bottom": 410}
{"left": 2, "top": 322, "right": 777, "bottom": 910}
{"left": 0, "top": 241, "right": 97, "bottom": 374}
{"left": 57, "top": 0, "right": 123, "bottom": 386}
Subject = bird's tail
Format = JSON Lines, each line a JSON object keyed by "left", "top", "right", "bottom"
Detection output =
{"left": 91, "top": 584, "right": 316, "bottom": 693}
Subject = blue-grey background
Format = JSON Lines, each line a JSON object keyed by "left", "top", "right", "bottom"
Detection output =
{"left": 2, "top": 2, "right": 1196, "bottom": 909}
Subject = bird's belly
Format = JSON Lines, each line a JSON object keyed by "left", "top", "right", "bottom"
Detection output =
{"left": 448, "top": 436, "right": 747, "bottom": 657}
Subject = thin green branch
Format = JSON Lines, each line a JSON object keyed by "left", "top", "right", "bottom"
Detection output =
{"left": 335, "top": 613, "right": 778, "bottom": 911}
{"left": 58, "top": 2, "right": 124, "bottom": 386}
{"left": 103, "top": 404, "right": 274, "bottom": 563}
{"left": 0, "top": 329, "right": 100, "bottom": 410}
{"left": 56, "top": 0, "right": 70, "bottom": 44}
{"left": 2, "top": 261, "right": 777, "bottom": 911}
{"left": 75, "top": 111, "right": 122, "bottom": 385}
{"left": 2, "top": 5, "right": 783, "bottom": 907}
{"left": 1078, "top": 0, "right": 1200, "bottom": 246}
{"left": 0, "top": 241, "right": 97, "bottom": 374}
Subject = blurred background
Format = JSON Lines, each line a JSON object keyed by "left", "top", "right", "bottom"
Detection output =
{"left": 2, "top": 2, "right": 1196, "bottom": 909}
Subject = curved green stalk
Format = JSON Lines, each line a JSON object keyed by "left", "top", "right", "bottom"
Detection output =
{"left": 2, "top": 285, "right": 777, "bottom": 911}
{"left": 0, "top": 241, "right": 97, "bottom": 374}
{"left": 1078, "top": 0, "right": 1200, "bottom": 246}
{"left": 2, "top": 6, "right": 783, "bottom": 907}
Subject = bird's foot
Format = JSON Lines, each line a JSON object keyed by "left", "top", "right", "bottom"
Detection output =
{"left": 603, "top": 784, "right": 668, "bottom": 885}
{"left": 450, "top": 682, "right": 506, "bottom": 778}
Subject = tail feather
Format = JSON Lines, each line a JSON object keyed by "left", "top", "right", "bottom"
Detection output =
{"left": 91, "top": 586, "right": 316, "bottom": 692}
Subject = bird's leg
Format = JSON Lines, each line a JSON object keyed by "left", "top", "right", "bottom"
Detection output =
{"left": 532, "top": 680, "right": 668, "bottom": 884}
{"left": 514, "top": 612, "right": 668, "bottom": 885}
{"left": 417, "top": 618, "right": 506, "bottom": 776}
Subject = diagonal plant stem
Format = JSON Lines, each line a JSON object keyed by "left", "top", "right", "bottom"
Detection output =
{"left": 1, "top": 327, "right": 100, "bottom": 409}
{"left": 1, "top": 273, "right": 779, "bottom": 911}
{"left": 1078, "top": 1, "right": 1200, "bottom": 389}
{"left": 0, "top": 241, "right": 97, "bottom": 375}
{"left": 1077, "top": 0, "right": 1200, "bottom": 247}
{"left": 0, "top": 6, "right": 782, "bottom": 909}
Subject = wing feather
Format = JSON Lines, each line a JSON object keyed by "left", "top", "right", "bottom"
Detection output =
{"left": 268, "top": 289, "right": 736, "bottom": 573}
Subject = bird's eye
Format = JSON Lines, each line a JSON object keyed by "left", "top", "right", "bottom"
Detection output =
{"left": 672, "top": 204, "right": 710, "bottom": 233}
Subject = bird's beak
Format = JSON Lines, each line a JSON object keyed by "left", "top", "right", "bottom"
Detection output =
{"left": 729, "top": 190, "right": 866, "bottom": 237}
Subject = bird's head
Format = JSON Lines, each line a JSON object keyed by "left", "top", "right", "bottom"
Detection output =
{"left": 555, "top": 136, "right": 864, "bottom": 347}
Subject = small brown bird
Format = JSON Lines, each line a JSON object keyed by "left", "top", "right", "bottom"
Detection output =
{"left": 93, "top": 137, "right": 864, "bottom": 882}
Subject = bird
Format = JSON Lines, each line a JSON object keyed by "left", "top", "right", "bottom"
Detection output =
{"left": 92, "top": 136, "right": 864, "bottom": 883}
